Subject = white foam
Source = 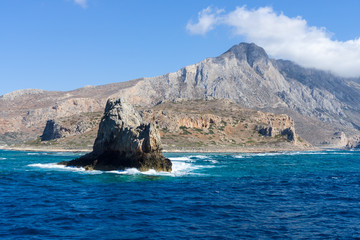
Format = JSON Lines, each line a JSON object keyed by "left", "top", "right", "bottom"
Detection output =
{"left": 172, "top": 161, "right": 201, "bottom": 176}
{"left": 233, "top": 153, "right": 279, "bottom": 158}
{"left": 27, "top": 161, "right": 197, "bottom": 177}
{"left": 328, "top": 152, "right": 353, "bottom": 155}
{"left": 234, "top": 151, "right": 332, "bottom": 158}
{"left": 189, "top": 155, "right": 209, "bottom": 159}
{"left": 285, "top": 151, "right": 328, "bottom": 155}
{"left": 109, "top": 168, "right": 141, "bottom": 175}
{"left": 250, "top": 152, "right": 282, "bottom": 157}
{"left": 108, "top": 160, "right": 203, "bottom": 177}
{"left": 29, "top": 162, "right": 184, "bottom": 176}
{"left": 0, "top": 157, "right": 6, "bottom": 160}
{"left": 204, "top": 159, "right": 219, "bottom": 164}
{"left": 27, "top": 153, "right": 48, "bottom": 156}
{"left": 28, "top": 154, "right": 216, "bottom": 177}
{"left": 28, "top": 163, "right": 102, "bottom": 174}
{"left": 169, "top": 156, "right": 193, "bottom": 161}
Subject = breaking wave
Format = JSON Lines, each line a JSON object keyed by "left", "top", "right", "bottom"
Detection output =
{"left": 28, "top": 155, "right": 216, "bottom": 177}
{"left": 27, "top": 163, "right": 102, "bottom": 175}
{"left": 233, "top": 150, "right": 349, "bottom": 159}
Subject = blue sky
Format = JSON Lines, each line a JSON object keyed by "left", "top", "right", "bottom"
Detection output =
{"left": 1, "top": 0, "right": 360, "bottom": 96}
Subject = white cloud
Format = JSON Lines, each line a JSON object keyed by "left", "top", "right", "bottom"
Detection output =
{"left": 186, "top": 7, "right": 223, "bottom": 35}
{"left": 74, "top": 0, "right": 87, "bottom": 8}
{"left": 186, "top": 6, "right": 360, "bottom": 78}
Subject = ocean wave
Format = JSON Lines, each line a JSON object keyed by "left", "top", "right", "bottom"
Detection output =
{"left": 0, "top": 157, "right": 6, "bottom": 160}
{"left": 169, "top": 155, "right": 211, "bottom": 161}
{"left": 189, "top": 155, "right": 209, "bottom": 159}
{"left": 234, "top": 152, "right": 282, "bottom": 158}
{"left": 27, "top": 159, "right": 209, "bottom": 177}
{"left": 27, "top": 163, "right": 102, "bottom": 174}
{"left": 169, "top": 156, "right": 196, "bottom": 163}
{"left": 285, "top": 151, "right": 328, "bottom": 155}
{"left": 280, "top": 151, "right": 354, "bottom": 156}
{"left": 27, "top": 153, "right": 49, "bottom": 156}
{"left": 169, "top": 156, "right": 192, "bottom": 161}
{"left": 109, "top": 168, "right": 173, "bottom": 176}
{"left": 203, "top": 159, "right": 219, "bottom": 164}
{"left": 108, "top": 160, "right": 207, "bottom": 177}
{"left": 233, "top": 151, "right": 338, "bottom": 158}
{"left": 53, "top": 152, "right": 84, "bottom": 157}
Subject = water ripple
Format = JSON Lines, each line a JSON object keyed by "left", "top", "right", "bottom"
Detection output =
{"left": 1, "top": 150, "right": 360, "bottom": 239}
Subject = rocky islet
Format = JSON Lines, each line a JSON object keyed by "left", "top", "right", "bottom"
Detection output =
{"left": 59, "top": 98, "right": 172, "bottom": 172}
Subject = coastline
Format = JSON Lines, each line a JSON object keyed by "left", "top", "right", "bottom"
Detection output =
{"left": 0, "top": 145, "right": 321, "bottom": 154}
{"left": 163, "top": 146, "right": 322, "bottom": 153}
{"left": 0, "top": 146, "right": 91, "bottom": 153}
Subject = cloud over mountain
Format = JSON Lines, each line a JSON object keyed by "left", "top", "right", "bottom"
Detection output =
{"left": 187, "top": 6, "right": 360, "bottom": 78}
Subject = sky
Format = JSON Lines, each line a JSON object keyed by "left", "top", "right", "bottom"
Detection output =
{"left": 1, "top": 0, "right": 360, "bottom": 96}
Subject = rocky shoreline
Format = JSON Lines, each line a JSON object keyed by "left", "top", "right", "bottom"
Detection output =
{"left": 58, "top": 98, "right": 172, "bottom": 172}
{"left": 0, "top": 144, "right": 321, "bottom": 154}
{"left": 0, "top": 145, "right": 91, "bottom": 153}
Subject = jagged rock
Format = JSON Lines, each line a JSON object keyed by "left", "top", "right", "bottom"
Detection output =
{"left": 321, "top": 131, "right": 351, "bottom": 148}
{"left": 41, "top": 120, "right": 65, "bottom": 141}
{"left": 41, "top": 119, "right": 92, "bottom": 141}
{"left": 60, "top": 98, "right": 172, "bottom": 172}
{"left": 346, "top": 135, "right": 360, "bottom": 149}
{"left": 332, "top": 132, "right": 348, "bottom": 147}
{"left": 281, "top": 127, "right": 296, "bottom": 142}
{"left": 2, "top": 42, "right": 360, "bottom": 147}
{"left": 139, "top": 99, "right": 309, "bottom": 150}
{"left": 256, "top": 125, "right": 297, "bottom": 142}
{"left": 257, "top": 126, "right": 274, "bottom": 137}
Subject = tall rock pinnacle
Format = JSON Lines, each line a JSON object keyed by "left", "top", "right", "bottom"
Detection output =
{"left": 60, "top": 98, "right": 172, "bottom": 172}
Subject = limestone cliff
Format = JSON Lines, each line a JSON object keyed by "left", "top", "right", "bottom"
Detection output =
{"left": 138, "top": 99, "right": 309, "bottom": 152}
{"left": 31, "top": 99, "right": 308, "bottom": 152}
{"left": 60, "top": 98, "right": 172, "bottom": 172}
{"left": 2, "top": 43, "right": 360, "bottom": 148}
{"left": 346, "top": 136, "right": 360, "bottom": 149}
{"left": 40, "top": 113, "right": 101, "bottom": 141}
{"left": 115, "top": 43, "right": 360, "bottom": 146}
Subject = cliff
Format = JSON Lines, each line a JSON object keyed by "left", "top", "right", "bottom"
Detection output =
{"left": 140, "top": 99, "right": 308, "bottom": 152}
{"left": 60, "top": 98, "right": 172, "bottom": 172}
{"left": 30, "top": 99, "right": 310, "bottom": 152}
{"left": 1, "top": 43, "right": 360, "bottom": 148}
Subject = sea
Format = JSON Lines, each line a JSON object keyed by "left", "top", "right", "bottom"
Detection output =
{"left": 1, "top": 149, "right": 360, "bottom": 239}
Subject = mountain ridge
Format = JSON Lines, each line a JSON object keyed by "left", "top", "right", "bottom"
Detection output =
{"left": 1, "top": 42, "right": 360, "bottom": 147}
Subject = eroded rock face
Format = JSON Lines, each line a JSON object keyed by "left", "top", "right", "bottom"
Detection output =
{"left": 257, "top": 126, "right": 297, "bottom": 142}
{"left": 41, "top": 117, "right": 96, "bottom": 141}
{"left": 60, "top": 98, "right": 172, "bottom": 172}
{"left": 41, "top": 120, "right": 63, "bottom": 141}
{"left": 347, "top": 135, "right": 360, "bottom": 149}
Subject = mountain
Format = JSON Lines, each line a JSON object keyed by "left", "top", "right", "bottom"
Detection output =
{"left": 26, "top": 99, "right": 309, "bottom": 152}
{"left": 1, "top": 42, "right": 360, "bottom": 147}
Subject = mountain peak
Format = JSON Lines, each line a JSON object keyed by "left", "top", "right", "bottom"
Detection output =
{"left": 222, "top": 42, "right": 269, "bottom": 66}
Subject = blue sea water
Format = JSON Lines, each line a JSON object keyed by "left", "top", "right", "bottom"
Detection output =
{"left": 1, "top": 150, "right": 360, "bottom": 239}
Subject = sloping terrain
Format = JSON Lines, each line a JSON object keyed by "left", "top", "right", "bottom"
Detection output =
{"left": 1, "top": 42, "right": 360, "bottom": 147}
{"left": 18, "top": 99, "right": 309, "bottom": 152}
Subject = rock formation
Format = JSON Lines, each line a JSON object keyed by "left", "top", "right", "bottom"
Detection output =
{"left": 60, "top": 98, "right": 172, "bottom": 172}
{"left": 256, "top": 126, "right": 296, "bottom": 142}
{"left": 346, "top": 136, "right": 360, "bottom": 149}
{"left": 138, "top": 99, "right": 309, "bottom": 151}
{"left": 40, "top": 113, "right": 100, "bottom": 141}
{"left": 2, "top": 42, "right": 360, "bottom": 147}
{"left": 41, "top": 120, "right": 64, "bottom": 141}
